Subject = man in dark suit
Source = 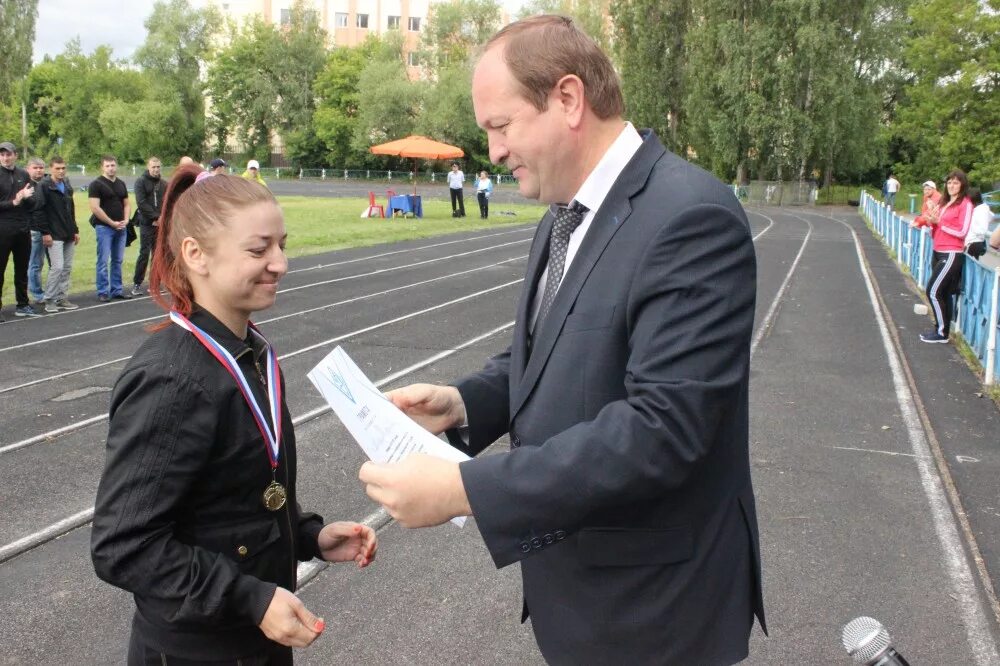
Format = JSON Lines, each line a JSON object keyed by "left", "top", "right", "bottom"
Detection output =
{"left": 359, "top": 15, "right": 765, "bottom": 664}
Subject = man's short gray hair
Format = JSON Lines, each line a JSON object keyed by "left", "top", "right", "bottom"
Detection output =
{"left": 27, "top": 157, "right": 45, "bottom": 167}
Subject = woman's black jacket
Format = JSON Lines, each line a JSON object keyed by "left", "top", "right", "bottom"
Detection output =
{"left": 91, "top": 308, "right": 325, "bottom": 660}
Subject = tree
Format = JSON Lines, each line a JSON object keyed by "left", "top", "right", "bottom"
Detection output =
{"left": 613, "top": 0, "right": 689, "bottom": 154}
{"left": 416, "top": 64, "right": 490, "bottom": 170}
{"left": 891, "top": 0, "right": 1000, "bottom": 187}
{"left": 308, "top": 41, "right": 378, "bottom": 167}
{"left": 0, "top": 0, "right": 38, "bottom": 101}
{"left": 206, "top": 0, "right": 327, "bottom": 163}
{"left": 134, "top": 0, "right": 221, "bottom": 158}
{"left": 352, "top": 35, "right": 425, "bottom": 167}
{"left": 23, "top": 41, "right": 152, "bottom": 163}
{"left": 419, "top": 0, "right": 501, "bottom": 71}
{"left": 519, "top": 0, "right": 611, "bottom": 52}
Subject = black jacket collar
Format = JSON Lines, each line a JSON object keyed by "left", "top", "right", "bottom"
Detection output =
{"left": 188, "top": 306, "right": 256, "bottom": 361}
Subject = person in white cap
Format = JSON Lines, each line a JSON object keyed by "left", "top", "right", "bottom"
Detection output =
{"left": 242, "top": 159, "right": 267, "bottom": 187}
{"left": 911, "top": 180, "right": 941, "bottom": 229}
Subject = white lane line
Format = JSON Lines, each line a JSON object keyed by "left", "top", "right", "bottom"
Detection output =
{"left": 0, "top": 257, "right": 526, "bottom": 394}
{"left": 0, "top": 238, "right": 530, "bottom": 354}
{"left": 842, "top": 217, "right": 1000, "bottom": 664}
{"left": 284, "top": 227, "right": 532, "bottom": 276}
{"left": 830, "top": 445, "right": 926, "bottom": 459}
{"left": 751, "top": 213, "right": 812, "bottom": 357}
{"left": 0, "top": 280, "right": 523, "bottom": 455}
{"left": 0, "top": 323, "right": 515, "bottom": 564}
{"left": 0, "top": 356, "right": 132, "bottom": 396}
{"left": 277, "top": 239, "right": 528, "bottom": 295}
{"left": 747, "top": 210, "right": 775, "bottom": 242}
{"left": 0, "top": 227, "right": 535, "bottom": 325}
{"left": 0, "top": 508, "right": 95, "bottom": 565}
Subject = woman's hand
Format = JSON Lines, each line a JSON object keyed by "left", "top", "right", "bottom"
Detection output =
{"left": 318, "top": 521, "right": 377, "bottom": 567}
{"left": 258, "top": 587, "right": 325, "bottom": 647}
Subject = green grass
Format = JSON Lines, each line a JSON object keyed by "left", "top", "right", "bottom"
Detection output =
{"left": 2, "top": 193, "right": 545, "bottom": 305}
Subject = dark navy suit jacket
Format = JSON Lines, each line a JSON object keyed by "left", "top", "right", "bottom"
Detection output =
{"left": 451, "top": 130, "right": 766, "bottom": 665}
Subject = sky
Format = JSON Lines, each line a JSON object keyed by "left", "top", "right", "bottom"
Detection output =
{"left": 33, "top": 1, "right": 154, "bottom": 63}
{"left": 32, "top": 0, "right": 527, "bottom": 64}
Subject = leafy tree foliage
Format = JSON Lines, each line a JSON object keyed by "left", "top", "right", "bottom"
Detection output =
{"left": 0, "top": 0, "right": 38, "bottom": 101}
{"left": 134, "top": 0, "right": 221, "bottom": 158}
{"left": 206, "top": 0, "right": 327, "bottom": 163}
{"left": 891, "top": 0, "right": 1000, "bottom": 187}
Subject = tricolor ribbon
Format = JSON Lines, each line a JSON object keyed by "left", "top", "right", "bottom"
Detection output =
{"left": 170, "top": 311, "right": 283, "bottom": 468}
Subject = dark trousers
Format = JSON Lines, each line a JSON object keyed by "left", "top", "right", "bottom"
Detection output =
{"left": 926, "top": 250, "right": 964, "bottom": 337}
{"left": 0, "top": 230, "right": 31, "bottom": 308}
{"left": 127, "top": 631, "right": 293, "bottom": 666}
{"left": 133, "top": 225, "right": 158, "bottom": 286}
{"left": 450, "top": 188, "right": 465, "bottom": 216}
{"left": 477, "top": 192, "right": 489, "bottom": 218}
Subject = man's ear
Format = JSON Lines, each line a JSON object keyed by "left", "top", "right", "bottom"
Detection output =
{"left": 554, "top": 74, "right": 586, "bottom": 128}
{"left": 180, "top": 236, "right": 209, "bottom": 276}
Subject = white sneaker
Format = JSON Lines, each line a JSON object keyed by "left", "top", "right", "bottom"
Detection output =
{"left": 131, "top": 284, "right": 145, "bottom": 297}
{"left": 45, "top": 302, "right": 59, "bottom": 313}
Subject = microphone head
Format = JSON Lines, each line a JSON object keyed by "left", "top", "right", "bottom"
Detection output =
{"left": 842, "top": 616, "right": 891, "bottom": 663}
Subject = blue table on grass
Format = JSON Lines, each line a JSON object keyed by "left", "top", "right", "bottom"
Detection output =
{"left": 388, "top": 194, "right": 423, "bottom": 218}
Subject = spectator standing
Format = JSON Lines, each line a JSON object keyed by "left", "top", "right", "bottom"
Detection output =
{"left": 132, "top": 156, "right": 167, "bottom": 296}
{"left": 0, "top": 140, "right": 41, "bottom": 320}
{"left": 920, "top": 170, "right": 973, "bottom": 344}
{"left": 242, "top": 159, "right": 267, "bottom": 187}
{"left": 88, "top": 155, "right": 132, "bottom": 302}
{"left": 911, "top": 180, "right": 941, "bottom": 229}
{"left": 447, "top": 163, "right": 466, "bottom": 217}
{"left": 475, "top": 171, "right": 493, "bottom": 219}
{"left": 33, "top": 157, "right": 79, "bottom": 312}
{"left": 26, "top": 157, "right": 47, "bottom": 304}
{"left": 964, "top": 189, "right": 992, "bottom": 260}
{"left": 884, "top": 173, "right": 900, "bottom": 208}
{"left": 208, "top": 158, "right": 227, "bottom": 175}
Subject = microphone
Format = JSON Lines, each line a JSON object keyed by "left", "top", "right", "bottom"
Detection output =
{"left": 841, "top": 617, "right": 911, "bottom": 665}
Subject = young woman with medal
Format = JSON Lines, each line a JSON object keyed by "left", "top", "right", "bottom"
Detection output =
{"left": 92, "top": 165, "right": 377, "bottom": 665}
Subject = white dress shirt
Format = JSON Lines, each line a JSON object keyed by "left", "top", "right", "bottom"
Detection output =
{"left": 529, "top": 122, "right": 643, "bottom": 331}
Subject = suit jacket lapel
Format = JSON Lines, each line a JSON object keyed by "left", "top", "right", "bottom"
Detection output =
{"left": 511, "top": 131, "right": 667, "bottom": 419}
{"left": 510, "top": 208, "right": 555, "bottom": 388}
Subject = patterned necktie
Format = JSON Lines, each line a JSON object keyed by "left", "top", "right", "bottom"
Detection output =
{"left": 536, "top": 201, "right": 588, "bottom": 327}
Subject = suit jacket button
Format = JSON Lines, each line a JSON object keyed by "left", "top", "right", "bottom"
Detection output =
{"left": 554, "top": 530, "right": 566, "bottom": 541}
{"left": 530, "top": 537, "right": 542, "bottom": 549}
{"left": 543, "top": 533, "right": 554, "bottom": 545}
{"left": 511, "top": 435, "right": 520, "bottom": 448}
{"left": 237, "top": 545, "right": 248, "bottom": 557}
{"left": 520, "top": 542, "right": 531, "bottom": 553}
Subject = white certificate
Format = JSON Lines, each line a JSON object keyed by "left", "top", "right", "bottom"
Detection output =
{"left": 307, "top": 346, "right": 469, "bottom": 527}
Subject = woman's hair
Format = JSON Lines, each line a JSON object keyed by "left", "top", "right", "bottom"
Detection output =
{"left": 149, "top": 165, "right": 276, "bottom": 320}
{"left": 938, "top": 169, "right": 969, "bottom": 208}
{"left": 483, "top": 15, "right": 624, "bottom": 120}
{"left": 969, "top": 187, "right": 982, "bottom": 206}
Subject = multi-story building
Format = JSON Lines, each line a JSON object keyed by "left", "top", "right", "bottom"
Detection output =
{"left": 202, "top": 0, "right": 428, "bottom": 77}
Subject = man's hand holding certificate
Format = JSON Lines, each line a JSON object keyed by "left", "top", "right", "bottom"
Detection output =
{"left": 308, "top": 347, "right": 472, "bottom": 527}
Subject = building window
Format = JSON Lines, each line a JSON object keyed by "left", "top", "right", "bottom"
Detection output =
{"left": 408, "top": 16, "right": 421, "bottom": 31}
{"left": 407, "top": 51, "right": 419, "bottom": 67}
{"left": 280, "top": 8, "right": 291, "bottom": 25}
{"left": 335, "top": 12, "right": 348, "bottom": 27}
{"left": 356, "top": 13, "right": 369, "bottom": 28}
{"left": 387, "top": 15, "right": 401, "bottom": 29}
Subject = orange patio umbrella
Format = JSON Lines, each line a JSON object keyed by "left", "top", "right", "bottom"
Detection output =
{"left": 369, "top": 135, "right": 465, "bottom": 195}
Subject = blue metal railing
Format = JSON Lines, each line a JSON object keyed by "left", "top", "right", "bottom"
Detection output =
{"left": 859, "top": 190, "right": 1000, "bottom": 385}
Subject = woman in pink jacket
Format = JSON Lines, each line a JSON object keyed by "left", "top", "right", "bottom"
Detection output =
{"left": 920, "top": 170, "right": 974, "bottom": 343}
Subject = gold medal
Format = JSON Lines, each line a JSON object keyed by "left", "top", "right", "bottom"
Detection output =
{"left": 263, "top": 480, "right": 287, "bottom": 511}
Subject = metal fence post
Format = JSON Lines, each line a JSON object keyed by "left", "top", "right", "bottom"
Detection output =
{"left": 909, "top": 194, "right": 917, "bottom": 214}
{"left": 918, "top": 230, "right": 927, "bottom": 286}
{"left": 986, "top": 267, "right": 1000, "bottom": 386}
{"left": 321, "top": 169, "right": 326, "bottom": 180}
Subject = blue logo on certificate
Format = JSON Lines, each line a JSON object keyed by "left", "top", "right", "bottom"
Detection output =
{"left": 328, "top": 368, "right": 355, "bottom": 404}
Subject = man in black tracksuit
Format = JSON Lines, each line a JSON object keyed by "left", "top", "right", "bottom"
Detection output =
{"left": 0, "top": 141, "right": 41, "bottom": 320}
{"left": 131, "top": 156, "right": 167, "bottom": 296}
